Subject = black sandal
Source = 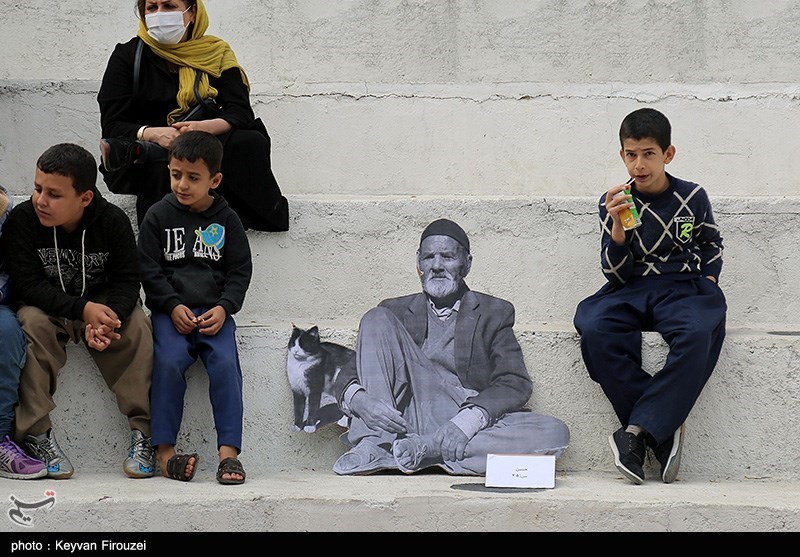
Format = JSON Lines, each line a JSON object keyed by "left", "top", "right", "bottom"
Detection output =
{"left": 166, "top": 453, "right": 198, "bottom": 481}
{"left": 217, "top": 457, "right": 246, "bottom": 485}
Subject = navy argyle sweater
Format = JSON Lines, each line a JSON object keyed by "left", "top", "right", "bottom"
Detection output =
{"left": 597, "top": 173, "right": 724, "bottom": 285}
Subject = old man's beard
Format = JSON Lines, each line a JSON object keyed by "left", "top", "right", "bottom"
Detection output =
{"left": 421, "top": 272, "right": 462, "bottom": 300}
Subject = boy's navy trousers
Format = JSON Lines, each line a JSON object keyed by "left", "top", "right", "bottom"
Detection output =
{"left": 573, "top": 275, "right": 726, "bottom": 446}
{"left": 150, "top": 309, "right": 244, "bottom": 452}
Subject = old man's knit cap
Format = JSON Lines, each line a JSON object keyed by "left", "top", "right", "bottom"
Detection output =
{"left": 420, "top": 219, "right": 470, "bottom": 253}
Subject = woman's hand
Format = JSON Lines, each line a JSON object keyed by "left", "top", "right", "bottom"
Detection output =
{"left": 142, "top": 126, "right": 181, "bottom": 149}
{"left": 172, "top": 118, "right": 232, "bottom": 136}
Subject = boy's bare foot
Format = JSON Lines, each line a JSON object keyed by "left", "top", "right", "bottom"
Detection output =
{"left": 157, "top": 444, "right": 197, "bottom": 481}
{"left": 218, "top": 445, "right": 244, "bottom": 483}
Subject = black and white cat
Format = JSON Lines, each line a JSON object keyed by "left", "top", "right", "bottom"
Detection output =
{"left": 286, "top": 325, "right": 353, "bottom": 432}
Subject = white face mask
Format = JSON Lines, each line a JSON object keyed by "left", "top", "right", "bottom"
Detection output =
{"left": 145, "top": 6, "right": 191, "bottom": 45}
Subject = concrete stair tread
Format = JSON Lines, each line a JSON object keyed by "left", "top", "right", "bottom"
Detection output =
{"left": 11, "top": 193, "right": 800, "bottom": 328}
{"left": 3, "top": 471, "right": 798, "bottom": 532}
{"left": 42, "top": 322, "right": 800, "bottom": 482}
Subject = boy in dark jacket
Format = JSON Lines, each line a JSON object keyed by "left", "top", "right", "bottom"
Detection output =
{"left": 0, "top": 184, "right": 46, "bottom": 480}
{"left": 1, "top": 143, "right": 155, "bottom": 479}
{"left": 137, "top": 131, "right": 252, "bottom": 484}
{"left": 574, "top": 108, "right": 726, "bottom": 485}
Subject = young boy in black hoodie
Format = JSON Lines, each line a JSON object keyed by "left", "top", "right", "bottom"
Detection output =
{"left": 1, "top": 143, "right": 155, "bottom": 479}
{"left": 137, "top": 131, "right": 252, "bottom": 484}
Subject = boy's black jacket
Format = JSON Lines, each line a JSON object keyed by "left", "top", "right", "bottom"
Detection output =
{"left": 0, "top": 191, "right": 141, "bottom": 322}
{"left": 137, "top": 192, "right": 252, "bottom": 317}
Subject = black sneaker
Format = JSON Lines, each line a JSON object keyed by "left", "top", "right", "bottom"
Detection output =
{"left": 652, "top": 424, "right": 685, "bottom": 484}
{"left": 608, "top": 427, "right": 646, "bottom": 484}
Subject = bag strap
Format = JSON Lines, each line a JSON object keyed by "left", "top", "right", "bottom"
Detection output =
{"left": 132, "top": 39, "right": 217, "bottom": 116}
{"left": 193, "top": 70, "right": 220, "bottom": 114}
{"left": 132, "top": 38, "right": 144, "bottom": 99}
{"left": 193, "top": 70, "right": 203, "bottom": 104}
{"left": 132, "top": 39, "right": 196, "bottom": 106}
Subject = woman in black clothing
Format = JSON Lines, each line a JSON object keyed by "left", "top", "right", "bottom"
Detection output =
{"left": 97, "top": 0, "right": 288, "bottom": 231}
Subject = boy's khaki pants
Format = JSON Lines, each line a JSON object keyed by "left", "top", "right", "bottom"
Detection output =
{"left": 13, "top": 304, "right": 153, "bottom": 441}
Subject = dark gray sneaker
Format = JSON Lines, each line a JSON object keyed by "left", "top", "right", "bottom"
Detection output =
{"left": 22, "top": 429, "right": 74, "bottom": 480}
{"left": 653, "top": 424, "right": 685, "bottom": 484}
{"left": 609, "top": 427, "right": 646, "bottom": 484}
{"left": 123, "top": 429, "right": 155, "bottom": 478}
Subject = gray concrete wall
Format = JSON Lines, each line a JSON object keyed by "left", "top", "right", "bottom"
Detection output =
{"left": 8, "top": 2, "right": 800, "bottom": 83}
{"left": 2, "top": 1, "right": 800, "bottom": 196}
{"left": 12, "top": 192, "right": 799, "bottom": 331}
{"left": 10, "top": 192, "right": 797, "bottom": 479}
{"left": 47, "top": 325, "right": 800, "bottom": 481}
{"left": 1, "top": 1, "right": 799, "bottom": 485}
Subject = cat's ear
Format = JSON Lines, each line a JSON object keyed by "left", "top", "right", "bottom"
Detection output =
{"left": 309, "top": 326, "right": 319, "bottom": 338}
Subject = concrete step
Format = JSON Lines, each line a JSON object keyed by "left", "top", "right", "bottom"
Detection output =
{"left": 4, "top": 0, "right": 800, "bottom": 533}
{"left": 1, "top": 471, "right": 798, "bottom": 532}
{"left": 3, "top": 79, "right": 800, "bottom": 199}
{"left": 116, "top": 193, "right": 799, "bottom": 330}
{"left": 43, "top": 324, "right": 800, "bottom": 482}
{"left": 10, "top": 1, "right": 800, "bottom": 88}
{"left": 10, "top": 193, "right": 796, "bottom": 329}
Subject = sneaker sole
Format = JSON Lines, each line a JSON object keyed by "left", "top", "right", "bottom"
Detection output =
{"left": 123, "top": 465, "right": 155, "bottom": 479}
{"left": 661, "top": 424, "right": 685, "bottom": 484}
{"left": 0, "top": 468, "right": 48, "bottom": 480}
{"left": 608, "top": 434, "right": 644, "bottom": 485}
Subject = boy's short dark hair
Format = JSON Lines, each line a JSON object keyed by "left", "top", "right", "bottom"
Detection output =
{"left": 169, "top": 131, "right": 223, "bottom": 176}
{"left": 619, "top": 108, "right": 672, "bottom": 152}
{"left": 36, "top": 143, "right": 97, "bottom": 194}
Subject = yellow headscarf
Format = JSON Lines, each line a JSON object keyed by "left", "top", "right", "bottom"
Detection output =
{"left": 136, "top": 0, "right": 250, "bottom": 124}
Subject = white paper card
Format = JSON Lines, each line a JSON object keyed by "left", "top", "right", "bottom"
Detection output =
{"left": 485, "top": 454, "right": 556, "bottom": 488}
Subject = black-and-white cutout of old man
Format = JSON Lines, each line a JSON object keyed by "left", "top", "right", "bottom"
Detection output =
{"left": 333, "top": 219, "right": 570, "bottom": 475}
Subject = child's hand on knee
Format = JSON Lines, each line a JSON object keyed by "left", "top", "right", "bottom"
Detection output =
{"left": 196, "top": 305, "right": 226, "bottom": 336}
{"left": 170, "top": 304, "right": 197, "bottom": 335}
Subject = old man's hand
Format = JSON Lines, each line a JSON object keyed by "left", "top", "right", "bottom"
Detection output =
{"left": 350, "top": 390, "right": 408, "bottom": 434}
{"left": 434, "top": 421, "right": 470, "bottom": 461}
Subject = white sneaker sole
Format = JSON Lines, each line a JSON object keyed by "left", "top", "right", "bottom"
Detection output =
{"left": 0, "top": 468, "right": 48, "bottom": 480}
{"left": 661, "top": 424, "right": 685, "bottom": 484}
